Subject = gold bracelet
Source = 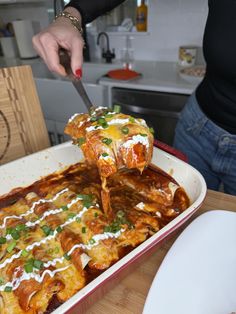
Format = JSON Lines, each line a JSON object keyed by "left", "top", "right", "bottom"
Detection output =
{"left": 54, "top": 11, "right": 83, "bottom": 36}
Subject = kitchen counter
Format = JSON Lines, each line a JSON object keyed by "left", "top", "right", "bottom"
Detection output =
{"left": 85, "top": 189, "right": 236, "bottom": 314}
{"left": 0, "top": 56, "right": 55, "bottom": 79}
{"left": 99, "top": 61, "right": 201, "bottom": 95}
{"left": 0, "top": 57, "right": 200, "bottom": 95}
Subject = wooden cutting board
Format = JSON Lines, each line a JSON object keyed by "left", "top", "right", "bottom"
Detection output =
{"left": 0, "top": 65, "right": 50, "bottom": 165}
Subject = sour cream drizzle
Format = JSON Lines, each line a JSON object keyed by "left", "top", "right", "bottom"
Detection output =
{"left": 0, "top": 205, "right": 89, "bottom": 270}
{"left": 107, "top": 118, "right": 146, "bottom": 127}
{"left": 68, "top": 113, "right": 82, "bottom": 122}
{"left": 42, "top": 229, "right": 123, "bottom": 269}
{"left": 122, "top": 134, "right": 150, "bottom": 149}
{"left": 0, "top": 188, "right": 69, "bottom": 229}
{"left": 25, "top": 196, "right": 81, "bottom": 228}
{"left": 0, "top": 266, "right": 70, "bottom": 291}
{"left": 99, "top": 155, "right": 115, "bottom": 162}
{"left": 86, "top": 125, "right": 103, "bottom": 132}
{"left": 3, "top": 189, "right": 84, "bottom": 242}
{"left": 136, "top": 202, "right": 145, "bottom": 210}
{"left": 0, "top": 229, "right": 124, "bottom": 291}
{"left": 0, "top": 177, "right": 127, "bottom": 291}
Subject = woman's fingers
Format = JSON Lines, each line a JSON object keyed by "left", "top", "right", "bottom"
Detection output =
{"left": 33, "top": 31, "right": 67, "bottom": 76}
{"left": 32, "top": 19, "right": 84, "bottom": 77}
{"left": 70, "top": 38, "right": 84, "bottom": 77}
{"left": 32, "top": 33, "right": 47, "bottom": 62}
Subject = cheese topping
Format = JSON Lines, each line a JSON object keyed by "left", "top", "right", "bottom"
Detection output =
{"left": 0, "top": 188, "right": 69, "bottom": 230}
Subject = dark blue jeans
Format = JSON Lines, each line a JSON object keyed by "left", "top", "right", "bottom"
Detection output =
{"left": 173, "top": 92, "right": 236, "bottom": 195}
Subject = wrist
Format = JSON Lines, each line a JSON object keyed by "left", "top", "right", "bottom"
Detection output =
{"left": 54, "top": 9, "right": 83, "bottom": 36}
{"left": 63, "top": 6, "right": 82, "bottom": 22}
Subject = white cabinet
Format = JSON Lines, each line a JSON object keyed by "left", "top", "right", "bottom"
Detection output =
{"left": 35, "top": 78, "right": 108, "bottom": 145}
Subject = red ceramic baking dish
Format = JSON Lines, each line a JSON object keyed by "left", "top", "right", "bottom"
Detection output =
{"left": 0, "top": 142, "right": 207, "bottom": 313}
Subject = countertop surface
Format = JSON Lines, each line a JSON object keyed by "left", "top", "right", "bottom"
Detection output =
{"left": 85, "top": 189, "right": 236, "bottom": 314}
{"left": 99, "top": 61, "right": 201, "bottom": 95}
{"left": 0, "top": 57, "right": 201, "bottom": 95}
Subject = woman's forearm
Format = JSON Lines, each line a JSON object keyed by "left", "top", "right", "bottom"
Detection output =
{"left": 65, "top": 0, "right": 126, "bottom": 24}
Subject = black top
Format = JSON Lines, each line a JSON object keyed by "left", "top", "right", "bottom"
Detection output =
{"left": 66, "top": 0, "right": 125, "bottom": 24}
{"left": 196, "top": 0, "right": 236, "bottom": 134}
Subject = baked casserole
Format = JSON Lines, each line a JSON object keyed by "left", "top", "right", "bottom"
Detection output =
{"left": 0, "top": 108, "right": 190, "bottom": 313}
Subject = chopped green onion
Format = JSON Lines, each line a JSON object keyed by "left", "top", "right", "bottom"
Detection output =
{"left": 24, "top": 259, "right": 34, "bottom": 273}
{"left": 101, "top": 152, "right": 109, "bottom": 157}
{"left": 41, "top": 225, "right": 53, "bottom": 236}
{"left": 0, "top": 237, "right": 6, "bottom": 245}
{"left": 6, "top": 227, "right": 13, "bottom": 235}
{"left": 76, "top": 217, "right": 81, "bottom": 223}
{"left": 7, "top": 241, "right": 16, "bottom": 253}
{"left": 94, "top": 212, "right": 98, "bottom": 218}
{"left": 140, "top": 133, "right": 147, "bottom": 137}
{"left": 77, "top": 194, "right": 93, "bottom": 208}
{"left": 15, "top": 224, "right": 27, "bottom": 232}
{"left": 102, "top": 122, "right": 109, "bottom": 129}
{"left": 113, "top": 104, "right": 121, "bottom": 113}
{"left": 0, "top": 277, "right": 4, "bottom": 285}
{"left": 11, "top": 230, "right": 20, "bottom": 240}
{"left": 54, "top": 247, "right": 60, "bottom": 254}
{"left": 116, "top": 210, "right": 125, "bottom": 218}
{"left": 77, "top": 194, "right": 92, "bottom": 202}
{"left": 105, "top": 113, "right": 114, "bottom": 118}
{"left": 129, "top": 116, "right": 135, "bottom": 123}
{"left": 104, "top": 226, "right": 111, "bottom": 233}
{"left": 4, "top": 286, "right": 12, "bottom": 292}
{"left": 102, "top": 138, "right": 112, "bottom": 145}
{"left": 77, "top": 137, "right": 86, "bottom": 146}
{"left": 149, "top": 127, "right": 155, "bottom": 134}
{"left": 82, "top": 227, "right": 86, "bottom": 233}
{"left": 90, "top": 116, "right": 97, "bottom": 122}
{"left": 56, "top": 226, "right": 63, "bottom": 233}
{"left": 67, "top": 213, "right": 76, "bottom": 219}
{"left": 98, "top": 117, "right": 106, "bottom": 125}
{"left": 24, "top": 263, "right": 33, "bottom": 273}
{"left": 83, "top": 200, "right": 92, "bottom": 208}
{"left": 89, "top": 238, "right": 96, "bottom": 244}
{"left": 61, "top": 205, "right": 68, "bottom": 211}
{"left": 33, "top": 259, "right": 43, "bottom": 270}
{"left": 64, "top": 253, "right": 71, "bottom": 260}
{"left": 121, "top": 126, "right": 129, "bottom": 134}
{"left": 21, "top": 249, "right": 29, "bottom": 257}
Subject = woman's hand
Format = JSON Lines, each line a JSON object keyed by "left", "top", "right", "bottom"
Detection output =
{"left": 32, "top": 7, "right": 84, "bottom": 77}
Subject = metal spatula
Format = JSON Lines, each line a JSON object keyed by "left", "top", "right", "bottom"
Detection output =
{"left": 59, "top": 49, "right": 94, "bottom": 112}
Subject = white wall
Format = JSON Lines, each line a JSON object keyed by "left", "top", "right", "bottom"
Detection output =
{"left": 90, "top": 0, "right": 208, "bottom": 63}
{"left": 0, "top": 0, "right": 208, "bottom": 63}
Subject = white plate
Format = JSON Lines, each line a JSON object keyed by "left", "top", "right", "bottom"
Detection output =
{"left": 143, "top": 210, "right": 236, "bottom": 314}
